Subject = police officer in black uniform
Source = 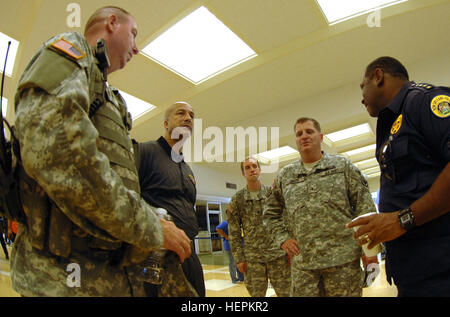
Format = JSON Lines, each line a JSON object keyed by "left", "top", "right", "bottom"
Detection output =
{"left": 347, "top": 56, "right": 450, "bottom": 296}
{"left": 138, "top": 101, "right": 205, "bottom": 297}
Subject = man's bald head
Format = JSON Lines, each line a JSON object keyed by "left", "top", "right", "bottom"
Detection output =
{"left": 84, "top": 6, "right": 132, "bottom": 35}
{"left": 164, "top": 101, "right": 193, "bottom": 121}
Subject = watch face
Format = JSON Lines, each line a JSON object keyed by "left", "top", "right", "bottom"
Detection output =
{"left": 401, "top": 214, "right": 411, "bottom": 223}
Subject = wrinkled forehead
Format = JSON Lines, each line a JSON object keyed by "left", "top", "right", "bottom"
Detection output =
{"left": 165, "top": 102, "right": 194, "bottom": 120}
{"left": 173, "top": 102, "right": 193, "bottom": 112}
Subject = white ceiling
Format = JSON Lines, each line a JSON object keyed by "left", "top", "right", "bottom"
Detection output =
{"left": 2, "top": 0, "right": 450, "bottom": 199}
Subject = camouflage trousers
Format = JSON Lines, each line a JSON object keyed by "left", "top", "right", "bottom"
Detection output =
{"left": 245, "top": 255, "right": 291, "bottom": 297}
{"left": 291, "top": 259, "right": 363, "bottom": 297}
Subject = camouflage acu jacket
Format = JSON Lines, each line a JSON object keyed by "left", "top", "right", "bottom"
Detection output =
{"left": 11, "top": 32, "right": 164, "bottom": 296}
{"left": 228, "top": 185, "right": 287, "bottom": 264}
{"left": 264, "top": 153, "right": 376, "bottom": 270}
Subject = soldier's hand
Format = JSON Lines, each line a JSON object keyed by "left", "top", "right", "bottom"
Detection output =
{"left": 160, "top": 218, "right": 191, "bottom": 263}
{"left": 281, "top": 238, "right": 300, "bottom": 258}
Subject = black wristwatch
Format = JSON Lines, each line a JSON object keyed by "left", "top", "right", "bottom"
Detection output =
{"left": 398, "top": 207, "right": 416, "bottom": 231}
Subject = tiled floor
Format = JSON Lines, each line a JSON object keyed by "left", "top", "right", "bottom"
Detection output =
{"left": 199, "top": 252, "right": 398, "bottom": 297}
{"left": 0, "top": 245, "right": 397, "bottom": 297}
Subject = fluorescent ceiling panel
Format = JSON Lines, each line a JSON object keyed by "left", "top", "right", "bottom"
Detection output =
{"left": 119, "top": 91, "right": 156, "bottom": 120}
{"left": 355, "top": 157, "right": 378, "bottom": 170}
{"left": 362, "top": 166, "right": 380, "bottom": 175}
{"left": 141, "top": 6, "right": 257, "bottom": 84}
{"left": 0, "top": 32, "right": 19, "bottom": 77}
{"left": 325, "top": 123, "right": 371, "bottom": 143}
{"left": 343, "top": 144, "right": 376, "bottom": 157}
{"left": 255, "top": 146, "right": 297, "bottom": 161}
{"left": 366, "top": 171, "right": 381, "bottom": 179}
{"left": 316, "top": 0, "right": 407, "bottom": 25}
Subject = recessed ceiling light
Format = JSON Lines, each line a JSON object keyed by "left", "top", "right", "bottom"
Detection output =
{"left": 119, "top": 91, "right": 156, "bottom": 120}
{"left": 366, "top": 171, "right": 381, "bottom": 178}
{"left": 362, "top": 166, "right": 380, "bottom": 175}
{"left": 325, "top": 123, "right": 372, "bottom": 143}
{"left": 141, "top": 6, "right": 257, "bottom": 84}
{"left": 0, "top": 32, "right": 19, "bottom": 77}
{"left": 342, "top": 144, "right": 376, "bottom": 157}
{"left": 316, "top": 0, "right": 407, "bottom": 25}
{"left": 355, "top": 157, "right": 378, "bottom": 170}
{"left": 254, "top": 146, "right": 298, "bottom": 163}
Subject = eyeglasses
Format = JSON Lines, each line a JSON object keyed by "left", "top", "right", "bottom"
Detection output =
{"left": 378, "top": 135, "right": 395, "bottom": 183}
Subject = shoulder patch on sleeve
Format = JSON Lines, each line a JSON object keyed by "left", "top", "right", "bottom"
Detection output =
{"left": 430, "top": 95, "right": 450, "bottom": 118}
{"left": 226, "top": 203, "right": 233, "bottom": 214}
{"left": 51, "top": 38, "right": 86, "bottom": 60}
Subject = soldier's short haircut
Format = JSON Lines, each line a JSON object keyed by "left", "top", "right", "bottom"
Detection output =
{"left": 365, "top": 56, "right": 409, "bottom": 80}
{"left": 84, "top": 6, "right": 132, "bottom": 34}
{"left": 293, "top": 117, "right": 321, "bottom": 133}
{"left": 240, "top": 157, "right": 261, "bottom": 174}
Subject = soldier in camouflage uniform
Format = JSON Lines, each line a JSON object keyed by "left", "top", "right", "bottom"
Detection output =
{"left": 228, "top": 157, "right": 291, "bottom": 297}
{"left": 264, "top": 118, "right": 377, "bottom": 297}
{"left": 10, "top": 6, "right": 192, "bottom": 296}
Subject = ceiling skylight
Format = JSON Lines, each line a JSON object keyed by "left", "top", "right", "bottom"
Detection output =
{"left": 343, "top": 144, "right": 376, "bottom": 157}
{"left": 316, "top": 0, "right": 407, "bottom": 25}
{"left": 355, "top": 157, "right": 378, "bottom": 170}
{"left": 141, "top": 6, "right": 257, "bottom": 84}
{"left": 325, "top": 123, "right": 372, "bottom": 143}
{"left": 254, "top": 146, "right": 298, "bottom": 164}
{"left": 119, "top": 91, "right": 156, "bottom": 120}
{"left": 0, "top": 32, "right": 19, "bottom": 77}
{"left": 362, "top": 166, "right": 381, "bottom": 178}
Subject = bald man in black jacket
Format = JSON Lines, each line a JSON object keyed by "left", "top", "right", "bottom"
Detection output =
{"left": 138, "top": 101, "right": 205, "bottom": 297}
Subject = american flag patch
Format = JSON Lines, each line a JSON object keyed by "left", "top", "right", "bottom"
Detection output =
{"left": 51, "top": 38, "right": 85, "bottom": 60}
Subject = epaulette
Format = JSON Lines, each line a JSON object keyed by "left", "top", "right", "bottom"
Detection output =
{"left": 409, "top": 83, "right": 435, "bottom": 92}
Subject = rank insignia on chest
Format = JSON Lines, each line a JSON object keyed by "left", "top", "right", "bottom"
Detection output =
{"left": 51, "top": 38, "right": 86, "bottom": 60}
{"left": 390, "top": 114, "right": 403, "bottom": 135}
{"left": 430, "top": 95, "right": 450, "bottom": 118}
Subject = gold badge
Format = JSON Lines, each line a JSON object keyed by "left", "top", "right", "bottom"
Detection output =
{"left": 430, "top": 95, "right": 450, "bottom": 118}
{"left": 188, "top": 174, "right": 196, "bottom": 185}
{"left": 51, "top": 38, "right": 85, "bottom": 60}
{"left": 390, "top": 114, "right": 403, "bottom": 135}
